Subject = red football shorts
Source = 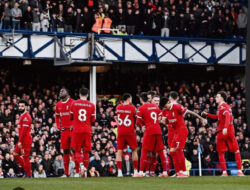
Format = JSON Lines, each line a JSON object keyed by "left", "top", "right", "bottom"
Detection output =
{"left": 117, "top": 134, "right": 137, "bottom": 150}
{"left": 61, "top": 129, "right": 72, "bottom": 150}
{"left": 71, "top": 132, "right": 92, "bottom": 152}
{"left": 14, "top": 143, "right": 31, "bottom": 157}
{"left": 170, "top": 130, "right": 188, "bottom": 150}
{"left": 142, "top": 134, "right": 165, "bottom": 152}
{"left": 216, "top": 133, "right": 239, "bottom": 152}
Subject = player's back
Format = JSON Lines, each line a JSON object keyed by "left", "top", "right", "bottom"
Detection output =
{"left": 116, "top": 104, "right": 136, "bottom": 135}
{"left": 56, "top": 98, "right": 74, "bottom": 127}
{"left": 71, "top": 99, "right": 95, "bottom": 133}
{"left": 138, "top": 103, "right": 162, "bottom": 135}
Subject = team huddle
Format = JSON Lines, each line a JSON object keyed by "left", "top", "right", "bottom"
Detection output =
{"left": 13, "top": 88, "right": 245, "bottom": 178}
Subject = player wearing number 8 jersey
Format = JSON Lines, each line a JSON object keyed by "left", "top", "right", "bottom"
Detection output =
{"left": 70, "top": 88, "right": 95, "bottom": 177}
{"left": 136, "top": 92, "right": 168, "bottom": 177}
{"left": 116, "top": 93, "right": 138, "bottom": 177}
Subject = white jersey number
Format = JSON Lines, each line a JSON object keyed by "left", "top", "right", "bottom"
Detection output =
{"left": 117, "top": 114, "right": 132, "bottom": 127}
{"left": 78, "top": 109, "right": 87, "bottom": 122}
{"left": 150, "top": 112, "right": 157, "bottom": 124}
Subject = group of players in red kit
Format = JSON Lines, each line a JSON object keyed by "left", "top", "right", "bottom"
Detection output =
{"left": 13, "top": 88, "right": 245, "bottom": 178}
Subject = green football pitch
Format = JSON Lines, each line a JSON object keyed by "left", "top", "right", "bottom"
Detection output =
{"left": 1, "top": 176, "right": 250, "bottom": 190}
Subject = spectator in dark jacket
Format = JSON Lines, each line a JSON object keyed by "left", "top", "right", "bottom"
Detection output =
{"left": 64, "top": 7, "right": 74, "bottom": 32}
{"left": 23, "top": 6, "right": 33, "bottom": 30}
{"left": 125, "top": 9, "right": 135, "bottom": 35}
{"left": 122, "top": 155, "right": 133, "bottom": 176}
{"left": 41, "top": 154, "right": 53, "bottom": 176}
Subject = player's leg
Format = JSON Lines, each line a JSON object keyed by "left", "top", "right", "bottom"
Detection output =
{"left": 138, "top": 148, "right": 148, "bottom": 176}
{"left": 22, "top": 145, "right": 31, "bottom": 178}
{"left": 129, "top": 135, "right": 139, "bottom": 176}
{"left": 116, "top": 135, "right": 125, "bottom": 177}
{"left": 150, "top": 153, "right": 157, "bottom": 176}
{"left": 82, "top": 133, "right": 92, "bottom": 177}
{"left": 145, "top": 152, "right": 151, "bottom": 176}
{"left": 13, "top": 145, "right": 25, "bottom": 170}
{"left": 169, "top": 149, "right": 179, "bottom": 175}
{"left": 228, "top": 136, "right": 244, "bottom": 176}
{"left": 216, "top": 135, "right": 228, "bottom": 176}
{"left": 72, "top": 132, "right": 83, "bottom": 177}
{"left": 155, "top": 135, "right": 168, "bottom": 177}
{"left": 61, "top": 131, "right": 71, "bottom": 177}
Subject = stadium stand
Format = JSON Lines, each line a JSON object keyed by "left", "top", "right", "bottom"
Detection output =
{"left": 0, "top": 65, "right": 249, "bottom": 177}
{"left": 0, "top": 0, "right": 247, "bottom": 38}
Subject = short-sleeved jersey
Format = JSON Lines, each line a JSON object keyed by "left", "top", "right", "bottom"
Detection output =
{"left": 164, "top": 103, "right": 188, "bottom": 131}
{"left": 70, "top": 99, "right": 95, "bottom": 133}
{"left": 18, "top": 111, "right": 32, "bottom": 144}
{"left": 136, "top": 103, "right": 162, "bottom": 135}
{"left": 56, "top": 98, "right": 74, "bottom": 128}
{"left": 161, "top": 108, "right": 174, "bottom": 134}
{"left": 116, "top": 104, "right": 136, "bottom": 135}
{"left": 207, "top": 103, "right": 234, "bottom": 132}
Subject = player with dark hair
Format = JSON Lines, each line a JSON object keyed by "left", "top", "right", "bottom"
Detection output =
{"left": 70, "top": 88, "right": 95, "bottom": 177}
{"left": 116, "top": 93, "right": 138, "bottom": 177}
{"left": 55, "top": 88, "right": 74, "bottom": 177}
{"left": 136, "top": 92, "right": 168, "bottom": 177}
{"left": 162, "top": 91, "right": 207, "bottom": 177}
{"left": 202, "top": 91, "right": 244, "bottom": 177}
{"left": 147, "top": 91, "right": 155, "bottom": 103}
{"left": 13, "top": 100, "right": 32, "bottom": 178}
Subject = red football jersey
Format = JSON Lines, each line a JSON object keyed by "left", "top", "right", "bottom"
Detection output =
{"left": 18, "top": 111, "right": 32, "bottom": 144}
{"left": 116, "top": 104, "right": 136, "bottom": 135}
{"left": 207, "top": 103, "right": 234, "bottom": 132}
{"left": 70, "top": 99, "right": 95, "bottom": 133}
{"left": 136, "top": 103, "right": 162, "bottom": 135}
{"left": 55, "top": 98, "right": 74, "bottom": 129}
{"left": 165, "top": 104, "right": 188, "bottom": 132}
{"left": 161, "top": 108, "right": 174, "bottom": 134}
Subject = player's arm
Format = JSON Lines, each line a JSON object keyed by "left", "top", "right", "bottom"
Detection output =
{"left": 202, "top": 111, "right": 218, "bottom": 120}
{"left": 55, "top": 104, "right": 61, "bottom": 130}
{"left": 19, "top": 116, "right": 32, "bottom": 144}
{"left": 222, "top": 110, "right": 230, "bottom": 135}
{"left": 135, "top": 107, "right": 143, "bottom": 126}
{"left": 70, "top": 102, "right": 74, "bottom": 121}
{"left": 91, "top": 104, "right": 96, "bottom": 125}
{"left": 186, "top": 110, "right": 207, "bottom": 125}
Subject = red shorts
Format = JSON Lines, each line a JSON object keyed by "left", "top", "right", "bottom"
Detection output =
{"left": 142, "top": 134, "right": 165, "bottom": 152}
{"left": 61, "top": 129, "right": 72, "bottom": 150}
{"left": 71, "top": 132, "right": 92, "bottom": 152}
{"left": 216, "top": 133, "right": 239, "bottom": 152}
{"left": 14, "top": 143, "right": 31, "bottom": 157}
{"left": 170, "top": 130, "right": 188, "bottom": 150}
{"left": 117, "top": 134, "right": 137, "bottom": 150}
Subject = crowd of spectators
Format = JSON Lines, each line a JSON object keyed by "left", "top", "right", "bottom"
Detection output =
{"left": 0, "top": 0, "right": 248, "bottom": 38}
{"left": 0, "top": 67, "right": 249, "bottom": 178}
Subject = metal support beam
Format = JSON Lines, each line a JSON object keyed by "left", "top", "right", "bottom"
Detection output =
{"left": 246, "top": 1, "right": 250, "bottom": 137}
{"left": 89, "top": 33, "right": 97, "bottom": 105}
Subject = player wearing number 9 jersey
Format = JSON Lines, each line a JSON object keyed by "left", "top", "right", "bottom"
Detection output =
{"left": 136, "top": 92, "right": 168, "bottom": 177}
{"left": 70, "top": 88, "right": 95, "bottom": 177}
{"left": 115, "top": 93, "right": 138, "bottom": 177}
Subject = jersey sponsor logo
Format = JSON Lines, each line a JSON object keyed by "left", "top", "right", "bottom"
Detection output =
{"left": 23, "top": 117, "right": 28, "bottom": 122}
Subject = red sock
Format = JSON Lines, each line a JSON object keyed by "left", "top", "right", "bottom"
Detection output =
{"left": 74, "top": 152, "right": 82, "bottom": 173}
{"left": 158, "top": 150, "right": 167, "bottom": 172}
{"left": 145, "top": 154, "right": 151, "bottom": 172}
{"left": 14, "top": 155, "right": 25, "bottom": 169}
{"left": 117, "top": 161, "right": 122, "bottom": 170}
{"left": 133, "top": 160, "right": 138, "bottom": 171}
{"left": 63, "top": 154, "right": 70, "bottom": 176}
{"left": 23, "top": 156, "right": 31, "bottom": 177}
{"left": 176, "top": 150, "right": 186, "bottom": 172}
{"left": 167, "top": 155, "right": 172, "bottom": 171}
{"left": 140, "top": 149, "right": 147, "bottom": 172}
{"left": 170, "top": 151, "right": 179, "bottom": 173}
{"left": 235, "top": 152, "right": 242, "bottom": 170}
{"left": 218, "top": 152, "right": 227, "bottom": 171}
{"left": 150, "top": 156, "right": 157, "bottom": 173}
{"left": 83, "top": 152, "right": 89, "bottom": 170}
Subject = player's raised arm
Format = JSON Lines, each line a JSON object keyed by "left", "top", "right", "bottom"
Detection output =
{"left": 185, "top": 110, "right": 207, "bottom": 125}
{"left": 202, "top": 111, "right": 218, "bottom": 120}
{"left": 136, "top": 108, "right": 143, "bottom": 126}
